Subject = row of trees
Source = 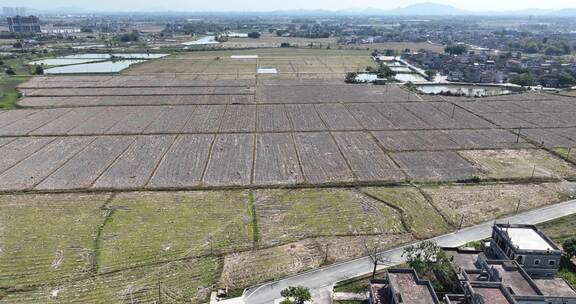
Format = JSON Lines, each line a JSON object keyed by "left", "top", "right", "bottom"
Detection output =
{"left": 509, "top": 71, "right": 576, "bottom": 88}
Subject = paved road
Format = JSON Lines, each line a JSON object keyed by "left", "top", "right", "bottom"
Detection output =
{"left": 237, "top": 199, "right": 576, "bottom": 304}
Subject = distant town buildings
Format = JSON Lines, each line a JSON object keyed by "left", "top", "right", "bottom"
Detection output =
{"left": 7, "top": 15, "right": 41, "bottom": 33}
{"left": 2, "top": 7, "right": 26, "bottom": 16}
{"left": 369, "top": 224, "right": 576, "bottom": 304}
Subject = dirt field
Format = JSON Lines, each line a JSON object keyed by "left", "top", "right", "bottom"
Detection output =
{"left": 422, "top": 182, "right": 575, "bottom": 227}
{"left": 219, "top": 234, "right": 413, "bottom": 290}
{"left": 459, "top": 149, "right": 576, "bottom": 179}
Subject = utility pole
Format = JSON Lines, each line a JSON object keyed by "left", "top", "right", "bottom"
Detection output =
{"left": 516, "top": 128, "right": 522, "bottom": 143}
{"left": 531, "top": 165, "right": 536, "bottom": 179}
{"left": 324, "top": 243, "right": 330, "bottom": 264}
{"left": 568, "top": 148, "right": 572, "bottom": 159}
{"left": 451, "top": 104, "right": 456, "bottom": 119}
{"left": 458, "top": 214, "right": 465, "bottom": 230}
{"left": 515, "top": 200, "right": 521, "bottom": 214}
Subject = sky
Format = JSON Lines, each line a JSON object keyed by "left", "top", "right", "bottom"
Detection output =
{"left": 5, "top": 0, "right": 576, "bottom": 12}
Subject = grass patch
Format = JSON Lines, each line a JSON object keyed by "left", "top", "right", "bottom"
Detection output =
{"left": 362, "top": 187, "right": 450, "bottom": 238}
{"left": 334, "top": 278, "right": 370, "bottom": 293}
{"left": 2, "top": 257, "right": 221, "bottom": 304}
{"left": 0, "top": 193, "right": 111, "bottom": 288}
{"left": 254, "top": 188, "right": 405, "bottom": 246}
{"left": 97, "top": 191, "right": 254, "bottom": 273}
{"left": 537, "top": 213, "right": 576, "bottom": 246}
{"left": 0, "top": 76, "right": 30, "bottom": 109}
{"left": 553, "top": 147, "right": 576, "bottom": 162}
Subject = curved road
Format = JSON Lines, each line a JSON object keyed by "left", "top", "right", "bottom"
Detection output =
{"left": 231, "top": 198, "right": 576, "bottom": 304}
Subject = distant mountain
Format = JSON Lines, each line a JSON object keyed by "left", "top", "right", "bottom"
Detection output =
{"left": 15, "top": 2, "right": 576, "bottom": 16}
{"left": 383, "top": 2, "right": 467, "bottom": 15}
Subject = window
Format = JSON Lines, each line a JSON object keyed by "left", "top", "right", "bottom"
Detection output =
{"left": 516, "top": 255, "right": 524, "bottom": 264}
{"left": 549, "top": 260, "right": 556, "bottom": 266}
{"left": 534, "top": 259, "right": 541, "bottom": 265}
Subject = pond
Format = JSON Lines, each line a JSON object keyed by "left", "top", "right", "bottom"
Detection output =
{"left": 390, "top": 66, "right": 413, "bottom": 73}
{"left": 395, "top": 73, "right": 428, "bottom": 82}
{"left": 44, "top": 60, "right": 145, "bottom": 74}
{"left": 30, "top": 58, "right": 104, "bottom": 66}
{"left": 416, "top": 84, "right": 512, "bottom": 96}
{"left": 182, "top": 36, "right": 220, "bottom": 46}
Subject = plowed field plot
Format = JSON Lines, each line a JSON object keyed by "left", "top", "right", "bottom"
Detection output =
{"left": 443, "top": 129, "right": 532, "bottom": 149}
{"left": 0, "top": 108, "right": 70, "bottom": 136}
{"left": 144, "top": 105, "right": 196, "bottom": 133}
{"left": 361, "top": 187, "right": 450, "bottom": 238}
{"left": 19, "top": 95, "right": 255, "bottom": 107}
{"left": 293, "top": 132, "right": 354, "bottom": 184}
{"left": 220, "top": 234, "right": 413, "bottom": 290}
{"left": 391, "top": 151, "right": 479, "bottom": 181}
{"left": 285, "top": 104, "right": 327, "bottom": 131}
{"left": 0, "top": 137, "right": 94, "bottom": 191}
{"left": 254, "top": 188, "right": 405, "bottom": 246}
{"left": 220, "top": 105, "right": 256, "bottom": 132}
{"left": 374, "top": 130, "right": 459, "bottom": 151}
{"left": 0, "top": 137, "right": 54, "bottom": 173}
{"left": 422, "top": 183, "right": 573, "bottom": 227}
{"left": 66, "top": 107, "right": 132, "bottom": 135}
{"left": 36, "top": 136, "right": 136, "bottom": 190}
{"left": 148, "top": 134, "right": 214, "bottom": 188}
{"left": 104, "top": 106, "right": 164, "bottom": 134}
{"left": 429, "top": 102, "right": 496, "bottom": 128}
{"left": 4, "top": 257, "right": 221, "bottom": 304}
{"left": 127, "top": 58, "right": 257, "bottom": 75}
{"left": 479, "top": 112, "right": 540, "bottom": 129}
{"left": 333, "top": 132, "right": 404, "bottom": 181}
{"left": 346, "top": 104, "right": 398, "bottom": 130}
{"left": 459, "top": 149, "right": 576, "bottom": 179}
{"left": 29, "top": 108, "right": 104, "bottom": 135}
{"left": 25, "top": 86, "right": 253, "bottom": 97}
{"left": 400, "top": 103, "right": 469, "bottom": 129}
{"left": 315, "top": 104, "right": 362, "bottom": 130}
{"left": 510, "top": 112, "right": 576, "bottom": 128}
{"left": 20, "top": 77, "right": 254, "bottom": 88}
{"left": 370, "top": 103, "right": 430, "bottom": 129}
{"left": 93, "top": 135, "right": 175, "bottom": 189}
{"left": 0, "top": 109, "right": 38, "bottom": 128}
{"left": 0, "top": 193, "right": 110, "bottom": 287}
{"left": 98, "top": 191, "right": 253, "bottom": 272}
{"left": 182, "top": 105, "right": 225, "bottom": 133}
{"left": 256, "top": 105, "right": 291, "bottom": 132}
{"left": 257, "top": 83, "right": 413, "bottom": 104}
{"left": 203, "top": 134, "right": 254, "bottom": 186}
{"left": 254, "top": 133, "right": 303, "bottom": 185}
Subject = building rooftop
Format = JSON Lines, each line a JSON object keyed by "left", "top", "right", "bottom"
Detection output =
{"left": 534, "top": 278, "right": 576, "bottom": 298}
{"left": 496, "top": 225, "right": 557, "bottom": 251}
{"left": 490, "top": 262, "right": 540, "bottom": 296}
{"left": 388, "top": 271, "right": 440, "bottom": 304}
{"left": 470, "top": 284, "right": 516, "bottom": 304}
{"left": 444, "top": 248, "right": 481, "bottom": 270}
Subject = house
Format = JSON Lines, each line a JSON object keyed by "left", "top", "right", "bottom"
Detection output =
{"left": 369, "top": 269, "right": 441, "bottom": 304}
{"left": 488, "top": 224, "right": 562, "bottom": 278}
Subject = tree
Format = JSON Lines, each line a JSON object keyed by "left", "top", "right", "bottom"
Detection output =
{"left": 444, "top": 44, "right": 467, "bottom": 55}
{"left": 509, "top": 72, "right": 535, "bottom": 87}
{"left": 564, "top": 238, "right": 576, "bottom": 260}
{"left": 248, "top": 32, "right": 261, "bottom": 39}
{"left": 425, "top": 69, "right": 437, "bottom": 80}
{"left": 33, "top": 65, "right": 44, "bottom": 75}
{"left": 558, "top": 73, "right": 576, "bottom": 88}
{"left": 345, "top": 72, "right": 359, "bottom": 84}
{"left": 280, "top": 286, "right": 311, "bottom": 304}
{"left": 5, "top": 68, "right": 15, "bottom": 75}
{"left": 402, "top": 241, "right": 460, "bottom": 292}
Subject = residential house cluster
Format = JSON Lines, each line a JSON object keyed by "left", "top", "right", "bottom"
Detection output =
{"left": 369, "top": 223, "right": 576, "bottom": 304}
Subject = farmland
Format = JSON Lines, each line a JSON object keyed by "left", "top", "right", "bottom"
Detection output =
{"left": 1, "top": 47, "right": 576, "bottom": 302}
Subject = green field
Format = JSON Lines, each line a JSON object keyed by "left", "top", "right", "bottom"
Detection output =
{"left": 0, "top": 76, "right": 30, "bottom": 109}
{"left": 361, "top": 187, "right": 450, "bottom": 238}
{"left": 97, "top": 191, "right": 255, "bottom": 273}
{"left": 254, "top": 189, "right": 405, "bottom": 246}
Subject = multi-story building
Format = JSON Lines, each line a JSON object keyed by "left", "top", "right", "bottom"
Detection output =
{"left": 489, "top": 223, "right": 562, "bottom": 278}
{"left": 7, "top": 15, "right": 42, "bottom": 33}
{"left": 2, "top": 7, "right": 26, "bottom": 16}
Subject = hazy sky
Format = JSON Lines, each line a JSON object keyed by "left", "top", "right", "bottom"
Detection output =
{"left": 5, "top": 0, "right": 576, "bottom": 12}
